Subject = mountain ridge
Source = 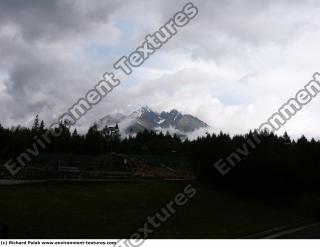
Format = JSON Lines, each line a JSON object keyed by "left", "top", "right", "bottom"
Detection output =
{"left": 95, "top": 106, "right": 209, "bottom": 136}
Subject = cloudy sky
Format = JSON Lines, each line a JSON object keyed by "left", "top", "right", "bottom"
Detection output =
{"left": 1, "top": 0, "right": 320, "bottom": 138}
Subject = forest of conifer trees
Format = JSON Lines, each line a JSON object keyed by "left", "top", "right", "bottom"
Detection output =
{"left": 1, "top": 115, "right": 320, "bottom": 200}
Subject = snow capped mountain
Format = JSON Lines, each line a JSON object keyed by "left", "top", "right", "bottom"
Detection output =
{"left": 95, "top": 106, "right": 209, "bottom": 137}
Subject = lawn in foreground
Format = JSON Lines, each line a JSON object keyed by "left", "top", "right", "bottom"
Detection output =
{"left": 0, "top": 180, "right": 308, "bottom": 238}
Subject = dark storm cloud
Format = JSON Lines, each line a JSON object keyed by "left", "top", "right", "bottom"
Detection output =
{"left": 0, "top": 0, "right": 123, "bottom": 41}
{"left": 0, "top": 0, "right": 126, "bottom": 125}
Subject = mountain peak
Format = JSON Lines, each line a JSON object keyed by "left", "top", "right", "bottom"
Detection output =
{"left": 131, "top": 105, "right": 154, "bottom": 118}
{"left": 96, "top": 107, "right": 209, "bottom": 136}
{"left": 170, "top": 109, "right": 179, "bottom": 114}
{"left": 140, "top": 105, "right": 153, "bottom": 113}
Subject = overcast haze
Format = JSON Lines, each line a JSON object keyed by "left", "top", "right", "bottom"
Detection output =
{"left": 1, "top": 0, "right": 320, "bottom": 138}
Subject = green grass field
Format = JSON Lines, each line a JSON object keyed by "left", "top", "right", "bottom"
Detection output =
{"left": 0, "top": 181, "right": 309, "bottom": 238}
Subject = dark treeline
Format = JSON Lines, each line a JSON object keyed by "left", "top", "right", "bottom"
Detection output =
{"left": 1, "top": 116, "right": 320, "bottom": 199}
{"left": 188, "top": 131, "right": 320, "bottom": 200}
{"left": 0, "top": 116, "right": 184, "bottom": 158}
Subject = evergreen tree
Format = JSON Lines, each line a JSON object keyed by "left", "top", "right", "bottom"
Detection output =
{"left": 32, "top": 115, "right": 40, "bottom": 132}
